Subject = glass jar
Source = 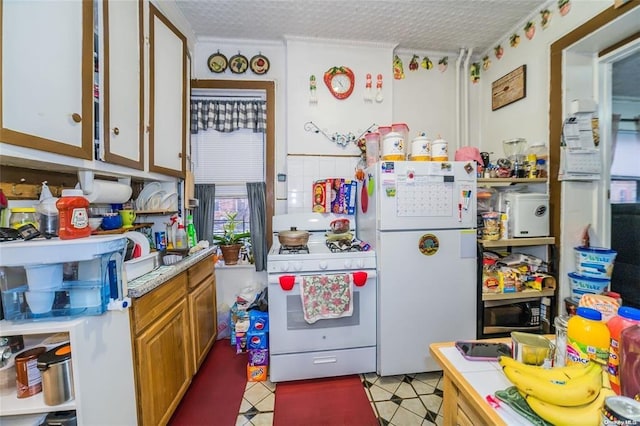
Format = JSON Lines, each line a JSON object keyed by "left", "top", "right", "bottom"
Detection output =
{"left": 554, "top": 315, "right": 569, "bottom": 367}
{"left": 9, "top": 207, "right": 38, "bottom": 230}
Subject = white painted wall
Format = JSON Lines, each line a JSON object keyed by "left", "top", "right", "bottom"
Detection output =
{"left": 476, "top": 1, "right": 610, "bottom": 156}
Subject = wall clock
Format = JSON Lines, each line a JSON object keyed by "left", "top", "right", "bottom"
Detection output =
{"left": 323, "top": 66, "right": 355, "bottom": 100}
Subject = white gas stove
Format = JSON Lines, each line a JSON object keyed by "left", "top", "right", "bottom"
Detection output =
{"left": 267, "top": 213, "right": 377, "bottom": 382}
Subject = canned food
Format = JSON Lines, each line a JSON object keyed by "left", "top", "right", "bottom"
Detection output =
{"left": 155, "top": 231, "right": 167, "bottom": 251}
{"left": 601, "top": 396, "right": 640, "bottom": 425}
{"left": 15, "top": 346, "right": 46, "bottom": 398}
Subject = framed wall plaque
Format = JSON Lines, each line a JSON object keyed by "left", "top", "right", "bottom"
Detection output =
{"left": 492, "top": 65, "right": 526, "bottom": 111}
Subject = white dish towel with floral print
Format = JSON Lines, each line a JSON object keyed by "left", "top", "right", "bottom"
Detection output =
{"left": 300, "top": 274, "right": 353, "bottom": 324}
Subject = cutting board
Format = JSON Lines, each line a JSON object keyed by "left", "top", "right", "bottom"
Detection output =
{"left": 185, "top": 170, "right": 195, "bottom": 201}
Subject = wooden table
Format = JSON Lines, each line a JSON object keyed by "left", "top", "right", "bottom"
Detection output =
{"left": 430, "top": 340, "right": 511, "bottom": 426}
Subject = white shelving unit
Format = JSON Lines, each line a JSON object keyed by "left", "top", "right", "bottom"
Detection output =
{"left": 0, "top": 312, "right": 137, "bottom": 425}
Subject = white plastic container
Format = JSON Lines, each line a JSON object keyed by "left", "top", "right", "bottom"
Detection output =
{"left": 410, "top": 136, "right": 431, "bottom": 161}
{"left": 381, "top": 132, "right": 405, "bottom": 160}
{"left": 24, "top": 264, "right": 63, "bottom": 291}
{"left": 503, "top": 193, "right": 549, "bottom": 237}
{"left": 568, "top": 272, "right": 610, "bottom": 301}
{"left": 124, "top": 252, "right": 160, "bottom": 281}
{"left": 431, "top": 138, "right": 448, "bottom": 161}
{"left": 574, "top": 246, "right": 617, "bottom": 278}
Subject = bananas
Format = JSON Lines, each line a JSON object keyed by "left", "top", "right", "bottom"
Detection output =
{"left": 523, "top": 369, "right": 615, "bottom": 426}
{"left": 500, "top": 357, "right": 615, "bottom": 426}
{"left": 498, "top": 356, "right": 594, "bottom": 382}
{"left": 501, "top": 359, "right": 602, "bottom": 407}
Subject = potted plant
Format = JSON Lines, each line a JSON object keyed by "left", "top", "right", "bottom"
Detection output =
{"left": 213, "top": 212, "right": 251, "bottom": 265}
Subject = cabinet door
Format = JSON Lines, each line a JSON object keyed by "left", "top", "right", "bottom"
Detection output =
{"left": 149, "top": 3, "right": 186, "bottom": 177}
{"left": 135, "top": 299, "right": 192, "bottom": 426}
{"left": 189, "top": 275, "right": 217, "bottom": 370}
{"left": 0, "top": 0, "right": 93, "bottom": 159}
{"left": 102, "top": 0, "right": 143, "bottom": 169}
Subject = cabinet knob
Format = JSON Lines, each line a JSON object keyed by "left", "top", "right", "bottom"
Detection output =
{"left": 178, "top": 152, "right": 182, "bottom": 158}
{"left": 112, "top": 127, "right": 120, "bottom": 135}
{"left": 71, "top": 113, "right": 82, "bottom": 123}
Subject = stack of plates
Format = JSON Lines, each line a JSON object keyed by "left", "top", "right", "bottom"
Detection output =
{"left": 135, "top": 182, "right": 178, "bottom": 211}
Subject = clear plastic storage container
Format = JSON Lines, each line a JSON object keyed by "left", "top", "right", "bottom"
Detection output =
{"left": 0, "top": 235, "right": 128, "bottom": 321}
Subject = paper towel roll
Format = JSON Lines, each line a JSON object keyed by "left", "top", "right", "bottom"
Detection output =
{"left": 84, "top": 180, "right": 132, "bottom": 204}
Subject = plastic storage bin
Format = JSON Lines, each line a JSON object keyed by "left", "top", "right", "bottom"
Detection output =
{"left": 574, "top": 246, "right": 617, "bottom": 278}
{"left": 0, "top": 235, "right": 128, "bottom": 321}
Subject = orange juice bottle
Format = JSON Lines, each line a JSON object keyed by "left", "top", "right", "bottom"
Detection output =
{"left": 607, "top": 307, "right": 640, "bottom": 394}
{"left": 566, "top": 307, "right": 610, "bottom": 366}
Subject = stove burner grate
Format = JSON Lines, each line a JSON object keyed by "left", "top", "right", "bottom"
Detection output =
{"left": 279, "top": 244, "right": 310, "bottom": 255}
{"left": 326, "top": 240, "right": 367, "bottom": 253}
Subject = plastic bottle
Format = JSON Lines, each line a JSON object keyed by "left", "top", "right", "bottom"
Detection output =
{"left": 175, "top": 221, "right": 188, "bottom": 249}
{"left": 186, "top": 214, "right": 197, "bottom": 248}
{"left": 608, "top": 307, "right": 640, "bottom": 394}
{"left": 566, "top": 307, "right": 610, "bottom": 366}
{"left": 56, "top": 189, "right": 91, "bottom": 239}
{"left": 620, "top": 325, "right": 640, "bottom": 399}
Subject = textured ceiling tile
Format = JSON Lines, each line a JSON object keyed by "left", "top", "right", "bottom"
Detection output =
{"left": 175, "top": 0, "right": 548, "bottom": 52}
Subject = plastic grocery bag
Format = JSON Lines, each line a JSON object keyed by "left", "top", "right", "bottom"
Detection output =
{"left": 216, "top": 303, "right": 231, "bottom": 340}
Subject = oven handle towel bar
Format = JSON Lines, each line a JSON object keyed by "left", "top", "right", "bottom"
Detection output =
{"left": 273, "top": 271, "right": 375, "bottom": 291}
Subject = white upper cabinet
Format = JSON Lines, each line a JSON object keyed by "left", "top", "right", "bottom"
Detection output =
{"left": 1, "top": 0, "right": 94, "bottom": 159}
{"left": 149, "top": 3, "right": 186, "bottom": 177}
{"left": 102, "top": 0, "right": 144, "bottom": 170}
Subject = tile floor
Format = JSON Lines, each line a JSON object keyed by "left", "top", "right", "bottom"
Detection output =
{"left": 236, "top": 371, "right": 445, "bottom": 426}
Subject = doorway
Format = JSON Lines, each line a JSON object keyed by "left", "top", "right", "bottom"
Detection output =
{"left": 548, "top": 2, "right": 639, "bottom": 307}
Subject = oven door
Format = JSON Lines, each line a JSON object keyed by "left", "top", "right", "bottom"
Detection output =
{"left": 483, "top": 297, "right": 542, "bottom": 335}
{"left": 268, "top": 270, "right": 376, "bottom": 354}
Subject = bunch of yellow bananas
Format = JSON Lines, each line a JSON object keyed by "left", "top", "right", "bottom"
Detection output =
{"left": 498, "top": 356, "right": 615, "bottom": 426}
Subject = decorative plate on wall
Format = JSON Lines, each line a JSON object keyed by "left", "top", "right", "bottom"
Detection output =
{"left": 229, "top": 53, "right": 249, "bottom": 74}
{"left": 250, "top": 54, "right": 270, "bottom": 75}
{"left": 207, "top": 52, "right": 228, "bottom": 73}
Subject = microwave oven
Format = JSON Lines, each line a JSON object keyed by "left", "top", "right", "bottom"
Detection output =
{"left": 482, "top": 297, "right": 550, "bottom": 335}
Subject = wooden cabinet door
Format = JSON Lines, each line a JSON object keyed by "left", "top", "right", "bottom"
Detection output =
{"left": 135, "top": 299, "right": 192, "bottom": 426}
{"left": 189, "top": 274, "right": 217, "bottom": 370}
{"left": 148, "top": 3, "right": 186, "bottom": 177}
{"left": 102, "top": 0, "right": 143, "bottom": 169}
{"left": 1, "top": 0, "right": 93, "bottom": 159}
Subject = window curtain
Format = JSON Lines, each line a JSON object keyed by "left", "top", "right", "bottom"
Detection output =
{"left": 190, "top": 100, "right": 266, "bottom": 134}
{"left": 193, "top": 184, "right": 215, "bottom": 245}
{"left": 246, "top": 182, "right": 267, "bottom": 271}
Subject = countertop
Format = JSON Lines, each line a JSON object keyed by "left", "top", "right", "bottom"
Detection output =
{"left": 430, "top": 340, "right": 535, "bottom": 425}
{"left": 127, "top": 247, "right": 217, "bottom": 298}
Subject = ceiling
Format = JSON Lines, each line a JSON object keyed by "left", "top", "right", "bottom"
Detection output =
{"left": 176, "top": 0, "right": 639, "bottom": 98}
{"left": 175, "top": 0, "right": 547, "bottom": 53}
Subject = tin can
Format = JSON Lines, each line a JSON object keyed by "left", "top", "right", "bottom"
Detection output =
{"left": 155, "top": 231, "right": 167, "bottom": 251}
{"left": 601, "top": 396, "right": 640, "bottom": 425}
{"left": 15, "top": 346, "right": 46, "bottom": 398}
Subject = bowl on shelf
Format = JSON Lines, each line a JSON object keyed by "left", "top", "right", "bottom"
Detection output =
{"left": 101, "top": 213, "right": 122, "bottom": 230}
{"left": 89, "top": 217, "right": 103, "bottom": 231}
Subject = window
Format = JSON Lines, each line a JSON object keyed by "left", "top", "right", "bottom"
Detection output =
{"left": 191, "top": 91, "right": 266, "bottom": 239}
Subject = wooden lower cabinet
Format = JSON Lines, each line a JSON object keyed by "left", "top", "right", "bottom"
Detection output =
{"left": 131, "top": 255, "right": 217, "bottom": 425}
{"left": 189, "top": 272, "right": 217, "bottom": 370}
{"left": 135, "top": 298, "right": 192, "bottom": 426}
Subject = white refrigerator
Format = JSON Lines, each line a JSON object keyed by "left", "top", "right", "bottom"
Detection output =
{"left": 357, "top": 161, "right": 478, "bottom": 375}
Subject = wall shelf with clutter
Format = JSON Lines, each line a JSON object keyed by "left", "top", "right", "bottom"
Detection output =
{"left": 477, "top": 177, "right": 547, "bottom": 187}
{"left": 482, "top": 288, "right": 555, "bottom": 302}
{"left": 91, "top": 223, "right": 154, "bottom": 235}
{"left": 479, "top": 236, "right": 555, "bottom": 248}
